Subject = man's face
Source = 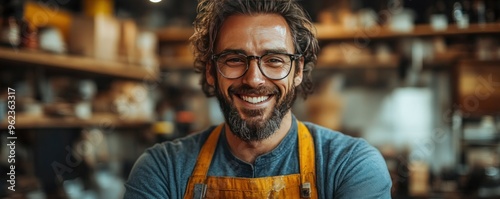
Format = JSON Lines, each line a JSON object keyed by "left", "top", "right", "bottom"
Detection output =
{"left": 207, "top": 14, "right": 303, "bottom": 141}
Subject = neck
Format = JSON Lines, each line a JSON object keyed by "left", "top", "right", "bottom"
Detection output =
{"left": 224, "top": 111, "right": 293, "bottom": 164}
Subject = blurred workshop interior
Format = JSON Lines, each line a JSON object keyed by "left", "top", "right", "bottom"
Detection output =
{"left": 0, "top": 0, "right": 500, "bottom": 198}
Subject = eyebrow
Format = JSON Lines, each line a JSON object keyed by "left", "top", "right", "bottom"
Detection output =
{"left": 217, "top": 48, "right": 292, "bottom": 55}
{"left": 263, "top": 48, "right": 290, "bottom": 54}
{"left": 217, "top": 49, "right": 247, "bottom": 55}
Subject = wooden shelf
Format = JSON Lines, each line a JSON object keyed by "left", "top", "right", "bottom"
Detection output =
{"left": 316, "top": 62, "right": 398, "bottom": 70}
{"left": 316, "top": 54, "right": 400, "bottom": 69}
{"left": 1, "top": 113, "right": 152, "bottom": 129}
{"left": 316, "top": 23, "right": 500, "bottom": 40}
{"left": 462, "top": 140, "right": 500, "bottom": 148}
{"left": 157, "top": 27, "right": 194, "bottom": 43}
{"left": 160, "top": 57, "right": 194, "bottom": 70}
{"left": 157, "top": 23, "right": 500, "bottom": 42}
{"left": 0, "top": 47, "right": 158, "bottom": 81}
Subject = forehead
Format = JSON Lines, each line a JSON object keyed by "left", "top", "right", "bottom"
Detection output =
{"left": 215, "top": 14, "right": 294, "bottom": 54}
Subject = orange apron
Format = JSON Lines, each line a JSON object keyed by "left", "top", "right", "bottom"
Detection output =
{"left": 183, "top": 121, "right": 318, "bottom": 199}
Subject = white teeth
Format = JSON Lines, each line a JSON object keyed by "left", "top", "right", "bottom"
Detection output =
{"left": 241, "top": 95, "right": 269, "bottom": 104}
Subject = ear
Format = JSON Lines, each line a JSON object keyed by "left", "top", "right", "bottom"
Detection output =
{"left": 206, "top": 62, "right": 215, "bottom": 86}
{"left": 294, "top": 57, "right": 304, "bottom": 87}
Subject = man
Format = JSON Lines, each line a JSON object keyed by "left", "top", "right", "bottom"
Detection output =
{"left": 125, "top": 0, "right": 392, "bottom": 198}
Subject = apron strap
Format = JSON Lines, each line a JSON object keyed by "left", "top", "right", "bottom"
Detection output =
{"left": 190, "top": 124, "right": 224, "bottom": 178}
{"left": 183, "top": 124, "right": 224, "bottom": 199}
{"left": 297, "top": 121, "right": 318, "bottom": 198}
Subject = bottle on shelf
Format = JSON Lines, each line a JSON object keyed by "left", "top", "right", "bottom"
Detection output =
{"left": 0, "top": 0, "right": 24, "bottom": 47}
{"left": 429, "top": 0, "right": 450, "bottom": 31}
{"left": 20, "top": 20, "right": 38, "bottom": 50}
{"left": 0, "top": 17, "right": 20, "bottom": 47}
{"left": 473, "top": 0, "right": 486, "bottom": 24}
{"left": 484, "top": 0, "right": 496, "bottom": 23}
{"left": 496, "top": 0, "right": 500, "bottom": 22}
{"left": 453, "top": 1, "right": 469, "bottom": 28}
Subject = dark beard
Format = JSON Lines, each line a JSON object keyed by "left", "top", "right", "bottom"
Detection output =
{"left": 215, "top": 83, "right": 297, "bottom": 142}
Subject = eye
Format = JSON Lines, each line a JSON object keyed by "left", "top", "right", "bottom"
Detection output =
{"left": 263, "top": 54, "right": 287, "bottom": 68}
{"left": 268, "top": 58, "right": 284, "bottom": 63}
{"left": 226, "top": 57, "right": 245, "bottom": 64}
{"left": 220, "top": 54, "right": 246, "bottom": 67}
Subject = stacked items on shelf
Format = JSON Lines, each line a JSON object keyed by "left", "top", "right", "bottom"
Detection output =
{"left": 0, "top": 1, "right": 160, "bottom": 129}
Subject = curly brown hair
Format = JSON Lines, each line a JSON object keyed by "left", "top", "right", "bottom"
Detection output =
{"left": 190, "top": 0, "right": 319, "bottom": 99}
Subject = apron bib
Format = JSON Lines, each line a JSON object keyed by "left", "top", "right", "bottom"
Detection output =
{"left": 183, "top": 121, "right": 318, "bottom": 199}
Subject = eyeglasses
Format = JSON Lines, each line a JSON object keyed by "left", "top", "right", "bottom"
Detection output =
{"left": 212, "top": 52, "right": 302, "bottom": 80}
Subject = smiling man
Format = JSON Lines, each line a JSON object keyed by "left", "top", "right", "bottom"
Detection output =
{"left": 124, "top": 0, "right": 392, "bottom": 198}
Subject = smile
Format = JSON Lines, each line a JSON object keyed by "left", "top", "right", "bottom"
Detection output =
{"left": 239, "top": 95, "right": 271, "bottom": 104}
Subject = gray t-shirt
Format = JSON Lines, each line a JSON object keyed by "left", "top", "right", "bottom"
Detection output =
{"left": 124, "top": 118, "right": 392, "bottom": 198}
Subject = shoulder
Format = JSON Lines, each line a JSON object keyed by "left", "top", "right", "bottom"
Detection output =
{"left": 141, "top": 125, "right": 215, "bottom": 168}
{"left": 149, "top": 127, "right": 214, "bottom": 159}
{"left": 303, "top": 122, "right": 392, "bottom": 198}
{"left": 303, "top": 121, "right": 368, "bottom": 153}
{"left": 124, "top": 126, "right": 216, "bottom": 198}
{"left": 304, "top": 121, "right": 387, "bottom": 172}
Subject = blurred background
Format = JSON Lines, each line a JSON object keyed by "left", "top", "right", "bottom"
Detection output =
{"left": 0, "top": 0, "right": 500, "bottom": 198}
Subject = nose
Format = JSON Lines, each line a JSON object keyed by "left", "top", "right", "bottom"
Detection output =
{"left": 242, "top": 58, "right": 265, "bottom": 87}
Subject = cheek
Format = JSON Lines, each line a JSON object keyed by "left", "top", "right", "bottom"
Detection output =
{"left": 277, "top": 80, "right": 294, "bottom": 98}
{"left": 217, "top": 78, "right": 233, "bottom": 98}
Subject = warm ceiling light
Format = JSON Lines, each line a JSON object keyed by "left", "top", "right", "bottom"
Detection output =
{"left": 150, "top": 0, "right": 161, "bottom": 3}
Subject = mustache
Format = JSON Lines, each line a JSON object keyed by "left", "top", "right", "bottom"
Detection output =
{"left": 228, "top": 84, "right": 280, "bottom": 96}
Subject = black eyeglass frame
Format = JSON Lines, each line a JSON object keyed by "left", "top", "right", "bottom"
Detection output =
{"left": 211, "top": 52, "right": 302, "bottom": 80}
